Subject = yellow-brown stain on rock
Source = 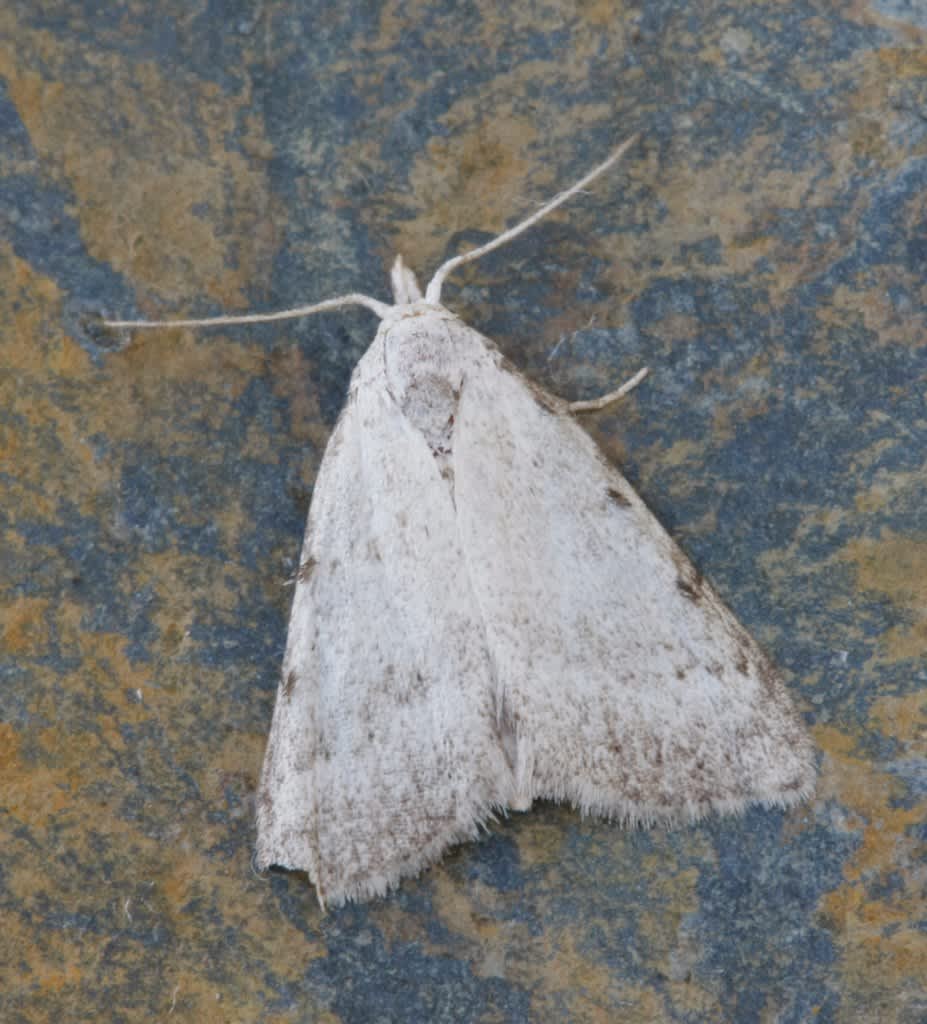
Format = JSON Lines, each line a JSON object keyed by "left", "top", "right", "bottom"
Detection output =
{"left": 426, "top": 818, "right": 713, "bottom": 1019}
{"left": 5, "top": 711, "right": 327, "bottom": 1019}
{"left": 0, "top": 15, "right": 280, "bottom": 312}
{"left": 853, "top": 462, "right": 925, "bottom": 517}
{"left": 869, "top": 690, "right": 925, "bottom": 748}
{"left": 268, "top": 344, "right": 332, "bottom": 454}
{"left": 365, "top": 5, "right": 641, "bottom": 281}
{"left": 876, "top": 47, "right": 927, "bottom": 79}
{"left": 635, "top": 863, "right": 723, "bottom": 1015}
{"left": 527, "top": 931, "right": 665, "bottom": 1023}
{"left": 815, "top": 721, "right": 926, "bottom": 1020}
{"left": 426, "top": 869, "right": 534, "bottom": 983}
{"left": 431, "top": 866, "right": 664, "bottom": 1024}
{"left": 398, "top": 117, "right": 538, "bottom": 271}
{"left": 636, "top": 134, "right": 819, "bottom": 295}
{"left": 0, "top": 596, "right": 51, "bottom": 655}
{"left": 842, "top": 529, "right": 927, "bottom": 661}
{"left": 0, "top": 248, "right": 104, "bottom": 507}
{"left": 820, "top": 281, "right": 927, "bottom": 351}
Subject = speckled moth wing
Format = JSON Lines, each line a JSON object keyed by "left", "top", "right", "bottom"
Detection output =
{"left": 255, "top": 330, "right": 514, "bottom": 908}
{"left": 452, "top": 324, "right": 816, "bottom": 822}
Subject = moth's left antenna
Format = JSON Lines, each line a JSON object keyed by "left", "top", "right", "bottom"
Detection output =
{"left": 101, "top": 293, "right": 391, "bottom": 332}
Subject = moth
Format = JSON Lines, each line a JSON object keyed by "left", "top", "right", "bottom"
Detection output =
{"left": 106, "top": 136, "right": 815, "bottom": 908}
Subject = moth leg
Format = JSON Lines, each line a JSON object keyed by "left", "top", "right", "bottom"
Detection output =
{"left": 568, "top": 366, "right": 649, "bottom": 414}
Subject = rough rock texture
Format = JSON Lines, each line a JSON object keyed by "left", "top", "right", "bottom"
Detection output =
{"left": 1, "top": 2, "right": 924, "bottom": 1022}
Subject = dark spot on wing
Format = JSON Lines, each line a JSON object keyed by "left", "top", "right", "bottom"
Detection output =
{"left": 282, "top": 669, "right": 298, "bottom": 699}
{"left": 607, "top": 486, "right": 630, "bottom": 507}
{"left": 735, "top": 653, "right": 749, "bottom": 676}
{"left": 676, "top": 568, "right": 704, "bottom": 602}
{"left": 497, "top": 353, "right": 521, "bottom": 377}
{"left": 297, "top": 557, "right": 317, "bottom": 583}
{"left": 755, "top": 649, "right": 783, "bottom": 693}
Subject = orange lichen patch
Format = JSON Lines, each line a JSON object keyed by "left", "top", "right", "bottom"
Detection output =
{"left": 48, "top": 628, "right": 147, "bottom": 701}
{"left": 395, "top": 116, "right": 538, "bottom": 269}
{"left": 661, "top": 438, "right": 710, "bottom": 471}
{"left": 0, "top": 27, "right": 280, "bottom": 310}
{"left": 821, "top": 282, "right": 927, "bottom": 350}
{"left": 161, "top": 968, "right": 337, "bottom": 1024}
{"left": 201, "top": 731, "right": 265, "bottom": 805}
{"left": 91, "top": 332, "right": 272, "bottom": 459}
{"left": 529, "top": 931, "right": 665, "bottom": 1023}
{"left": 820, "top": 882, "right": 927, "bottom": 1009}
{"left": 1, "top": 724, "right": 76, "bottom": 829}
{"left": 876, "top": 47, "right": 927, "bottom": 78}
{"left": 874, "top": 617, "right": 927, "bottom": 663}
{"left": 0, "top": 596, "right": 51, "bottom": 655}
{"left": 841, "top": 529, "right": 927, "bottom": 661}
{"left": 843, "top": 45, "right": 927, "bottom": 132}
{"left": 815, "top": 728, "right": 913, "bottom": 849}
{"left": 431, "top": 816, "right": 712, "bottom": 1017}
{"left": 846, "top": 529, "right": 927, "bottom": 601}
{"left": 634, "top": 865, "right": 708, "bottom": 1006}
{"left": 0, "top": 249, "right": 107, "bottom": 501}
{"left": 266, "top": 345, "right": 332, "bottom": 453}
{"left": 572, "top": 0, "right": 636, "bottom": 32}
{"left": 110, "top": 328, "right": 264, "bottom": 407}
{"left": 869, "top": 691, "right": 926, "bottom": 748}
{"left": 814, "top": 723, "right": 926, "bottom": 1011}
{"left": 513, "top": 817, "right": 573, "bottom": 870}
{"left": 647, "top": 133, "right": 819, "bottom": 285}
{"left": 0, "top": 245, "right": 78, "bottom": 373}
{"left": 0, "top": 722, "right": 19, "bottom": 771}
{"left": 4, "top": 913, "right": 87, "bottom": 991}
{"left": 426, "top": 868, "right": 525, "bottom": 965}
{"left": 434, "top": 867, "right": 641, "bottom": 1020}
{"left": 852, "top": 463, "right": 925, "bottom": 516}
{"left": 0, "top": 419, "right": 20, "bottom": 472}
{"left": 0, "top": 246, "right": 281, "bottom": 537}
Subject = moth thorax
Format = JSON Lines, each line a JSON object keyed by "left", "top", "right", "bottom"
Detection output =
{"left": 399, "top": 373, "right": 459, "bottom": 459}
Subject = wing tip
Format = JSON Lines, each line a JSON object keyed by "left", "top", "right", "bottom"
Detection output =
{"left": 256, "top": 796, "right": 510, "bottom": 909}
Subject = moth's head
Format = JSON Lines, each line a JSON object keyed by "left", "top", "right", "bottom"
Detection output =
{"left": 384, "top": 255, "right": 453, "bottom": 324}
{"left": 379, "top": 257, "right": 455, "bottom": 337}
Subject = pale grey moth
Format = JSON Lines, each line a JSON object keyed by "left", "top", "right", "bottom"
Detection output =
{"left": 106, "top": 136, "right": 815, "bottom": 909}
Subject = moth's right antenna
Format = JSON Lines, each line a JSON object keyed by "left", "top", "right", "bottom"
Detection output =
{"left": 424, "top": 133, "right": 639, "bottom": 305}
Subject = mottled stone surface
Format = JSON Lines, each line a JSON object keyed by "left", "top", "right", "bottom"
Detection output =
{"left": 1, "top": 3, "right": 925, "bottom": 1022}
